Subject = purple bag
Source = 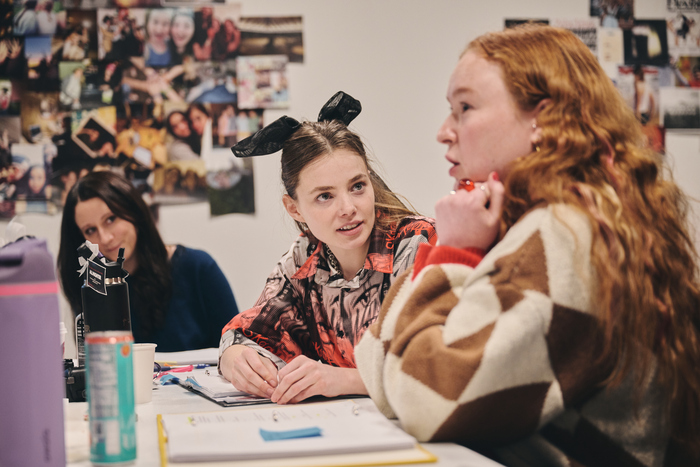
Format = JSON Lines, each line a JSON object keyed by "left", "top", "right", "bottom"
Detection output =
{"left": 0, "top": 237, "right": 65, "bottom": 467}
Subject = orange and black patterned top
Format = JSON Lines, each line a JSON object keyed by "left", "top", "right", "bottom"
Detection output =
{"left": 219, "top": 216, "right": 436, "bottom": 368}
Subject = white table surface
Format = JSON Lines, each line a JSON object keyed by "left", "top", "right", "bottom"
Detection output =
{"left": 65, "top": 382, "right": 504, "bottom": 467}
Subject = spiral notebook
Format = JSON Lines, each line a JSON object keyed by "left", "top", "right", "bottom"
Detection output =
{"left": 157, "top": 399, "right": 437, "bottom": 466}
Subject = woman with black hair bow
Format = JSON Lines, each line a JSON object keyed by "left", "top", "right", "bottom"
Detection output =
{"left": 218, "top": 92, "right": 437, "bottom": 404}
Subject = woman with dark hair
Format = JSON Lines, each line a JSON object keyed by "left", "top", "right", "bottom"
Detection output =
{"left": 165, "top": 109, "right": 200, "bottom": 161}
{"left": 169, "top": 8, "right": 195, "bottom": 65}
{"left": 355, "top": 24, "right": 700, "bottom": 465}
{"left": 187, "top": 102, "right": 210, "bottom": 137}
{"left": 58, "top": 171, "right": 239, "bottom": 351}
{"left": 211, "top": 18, "right": 240, "bottom": 61}
{"left": 218, "top": 92, "right": 437, "bottom": 404}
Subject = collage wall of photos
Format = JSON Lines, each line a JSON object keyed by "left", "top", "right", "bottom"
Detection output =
{"left": 510, "top": 0, "right": 700, "bottom": 154}
{"left": 0, "top": 0, "right": 304, "bottom": 217}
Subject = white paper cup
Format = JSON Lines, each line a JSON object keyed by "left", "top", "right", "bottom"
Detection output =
{"left": 132, "top": 343, "right": 157, "bottom": 404}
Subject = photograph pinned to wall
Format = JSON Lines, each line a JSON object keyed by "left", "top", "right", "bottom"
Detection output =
{"left": 60, "top": 9, "right": 98, "bottom": 61}
{"left": 37, "top": 0, "right": 68, "bottom": 36}
{"left": 114, "top": 110, "right": 167, "bottom": 170}
{"left": 590, "top": 0, "right": 634, "bottom": 29}
{"left": 616, "top": 64, "right": 665, "bottom": 151}
{"left": 96, "top": 8, "right": 146, "bottom": 61}
{"left": 0, "top": 38, "right": 26, "bottom": 78}
{"left": 598, "top": 26, "right": 625, "bottom": 78}
{"left": 62, "top": 0, "right": 113, "bottom": 8}
{"left": 666, "top": 13, "right": 700, "bottom": 57}
{"left": 122, "top": 57, "right": 187, "bottom": 105}
{"left": 551, "top": 18, "right": 598, "bottom": 55}
{"left": 13, "top": 0, "right": 42, "bottom": 36}
{"left": 49, "top": 113, "right": 86, "bottom": 205}
{"left": 0, "top": 79, "right": 20, "bottom": 115}
{"left": 624, "top": 20, "right": 670, "bottom": 67}
{"left": 20, "top": 91, "right": 67, "bottom": 143}
{"left": 660, "top": 87, "right": 700, "bottom": 129}
{"left": 210, "top": 5, "right": 242, "bottom": 61}
{"left": 236, "top": 55, "right": 288, "bottom": 109}
{"left": 504, "top": 18, "right": 549, "bottom": 29}
{"left": 674, "top": 55, "right": 700, "bottom": 86}
{"left": 667, "top": 0, "right": 700, "bottom": 11}
{"left": 161, "top": 0, "right": 226, "bottom": 6}
{"left": 238, "top": 16, "right": 303, "bottom": 63}
{"left": 184, "top": 60, "right": 236, "bottom": 104}
{"left": 163, "top": 100, "right": 204, "bottom": 162}
{"left": 95, "top": 59, "right": 123, "bottom": 105}
{"left": 167, "top": 7, "right": 195, "bottom": 65}
{"left": 0, "top": 116, "right": 21, "bottom": 215}
{"left": 49, "top": 106, "right": 124, "bottom": 208}
{"left": 152, "top": 159, "right": 207, "bottom": 204}
{"left": 72, "top": 108, "right": 118, "bottom": 165}
{"left": 142, "top": 7, "right": 179, "bottom": 67}
{"left": 25, "top": 35, "right": 59, "bottom": 91}
{"left": 207, "top": 148, "right": 254, "bottom": 216}
{"left": 191, "top": 5, "right": 241, "bottom": 62}
{"left": 0, "top": 1, "right": 14, "bottom": 38}
{"left": 0, "top": 116, "right": 21, "bottom": 170}
{"left": 59, "top": 61, "right": 85, "bottom": 110}
{"left": 5, "top": 142, "right": 57, "bottom": 216}
{"left": 211, "top": 103, "right": 262, "bottom": 148}
{"left": 114, "top": 0, "right": 160, "bottom": 7}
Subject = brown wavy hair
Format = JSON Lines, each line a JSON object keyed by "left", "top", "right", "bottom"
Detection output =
{"left": 281, "top": 119, "right": 418, "bottom": 234}
{"left": 468, "top": 24, "right": 700, "bottom": 450}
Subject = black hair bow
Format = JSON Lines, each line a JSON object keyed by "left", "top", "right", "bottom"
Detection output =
{"left": 230, "top": 91, "right": 361, "bottom": 158}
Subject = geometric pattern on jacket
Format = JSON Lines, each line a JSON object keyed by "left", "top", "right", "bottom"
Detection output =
{"left": 356, "top": 205, "right": 693, "bottom": 467}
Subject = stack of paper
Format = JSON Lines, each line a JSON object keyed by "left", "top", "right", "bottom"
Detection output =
{"left": 155, "top": 348, "right": 219, "bottom": 365}
{"left": 174, "top": 368, "right": 270, "bottom": 407}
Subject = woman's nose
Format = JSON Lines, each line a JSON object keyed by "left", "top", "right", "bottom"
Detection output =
{"left": 437, "top": 117, "right": 455, "bottom": 145}
{"left": 338, "top": 195, "right": 357, "bottom": 217}
{"left": 96, "top": 228, "right": 113, "bottom": 246}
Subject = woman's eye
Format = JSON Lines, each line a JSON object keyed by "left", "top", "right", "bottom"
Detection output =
{"left": 106, "top": 215, "right": 116, "bottom": 224}
{"left": 352, "top": 182, "right": 365, "bottom": 192}
{"left": 317, "top": 193, "right": 331, "bottom": 202}
{"left": 84, "top": 227, "right": 95, "bottom": 236}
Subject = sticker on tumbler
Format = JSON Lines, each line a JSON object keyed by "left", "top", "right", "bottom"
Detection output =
{"left": 86, "top": 259, "right": 107, "bottom": 295}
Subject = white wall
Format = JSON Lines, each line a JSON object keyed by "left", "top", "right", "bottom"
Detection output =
{"left": 4, "top": 0, "right": 694, "bottom": 358}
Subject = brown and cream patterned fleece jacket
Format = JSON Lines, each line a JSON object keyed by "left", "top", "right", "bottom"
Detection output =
{"left": 356, "top": 204, "right": 695, "bottom": 467}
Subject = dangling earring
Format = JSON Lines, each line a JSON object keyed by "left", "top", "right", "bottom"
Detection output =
{"left": 532, "top": 123, "right": 540, "bottom": 152}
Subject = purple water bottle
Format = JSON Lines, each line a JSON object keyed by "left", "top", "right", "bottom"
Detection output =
{"left": 0, "top": 237, "right": 66, "bottom": 467}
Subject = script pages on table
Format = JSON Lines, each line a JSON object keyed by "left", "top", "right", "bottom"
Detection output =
{"left": 158, "top": 399, "right": 437, "bottom": 465}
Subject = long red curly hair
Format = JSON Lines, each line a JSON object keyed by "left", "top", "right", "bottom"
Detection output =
{"left": 468, "top": 24, "right": 700, "bottom": 450}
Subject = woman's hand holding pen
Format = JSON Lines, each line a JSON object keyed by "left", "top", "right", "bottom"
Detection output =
{"left": 435, "top": 171, "right": 504, "bottom": 250}
{"left": 270, "top": 356, "right": 367, "bottom": 404}
{"left": 220, "top": 345, "right": 279, "bottom": 398}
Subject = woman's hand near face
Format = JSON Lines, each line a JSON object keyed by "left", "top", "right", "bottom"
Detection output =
{"left": 435, "top": 171, "right": 504, "bottom": 250}
{"left": 220, "top": 344, "right": 279, "bottom": 398}
{"left": 270, "top": 356, "right": 368, "bottom": 404}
